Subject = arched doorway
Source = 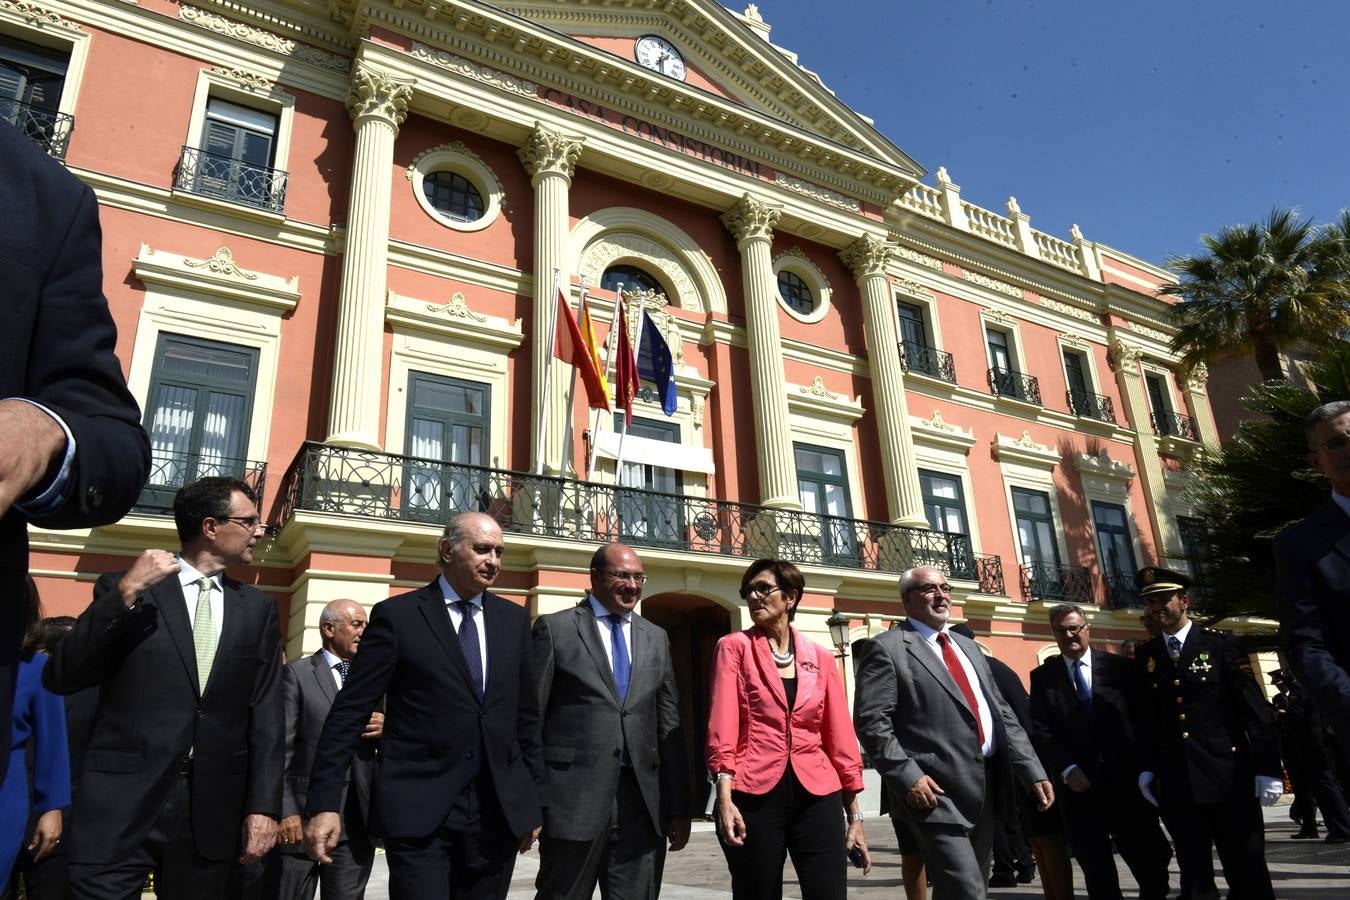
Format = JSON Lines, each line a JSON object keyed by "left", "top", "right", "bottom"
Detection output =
{"left": 641, "top": 592, "right": 732, "bottom": 815}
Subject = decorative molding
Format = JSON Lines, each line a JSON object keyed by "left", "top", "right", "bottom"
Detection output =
{"left": 424, "top": 291, "right": 487, "bottom": 323}
{"left": 179, "top": 5, "right": 349, "bottom": 73}
{"left": 0, "top": 1, "right": 83, "bottom": 32}
{"left": 799, "top": 376, "right": 840, "bottom": 400}
{"left": 1073, "top": 449, "right": 1134, "bottom": 482}
{"left": 405, "top": 142, "right": 507, "bottom": 232}
{"left": 992, "top": 431, "right": 1060, "bottom": 469}
{"left": 133, "top": 245, "right": 299, "bottom": 313}
{"left": 963, "top": 268, "right": 1023, "bottom": 299}
{"left": 839, "top": 234, "right": 894, "bottom": 281}
{"left": 518, "top": 123, "right": 583, "bottom": 181}
{"left": 386, "top": 290, "right": 523, "bottom": 351}
{"left": 347, "top": 65, "right": 413, "bottom": 126}
{"left": 619, "top": 288, "right": 685, "bottom": 366}
{"left": 983, "top": 308, "right": 1013, "bottom": 325}
{"left": 579, "top": 232, "right": 699, "bottom": 312}
{"left": 208, "top": 66, "right": 278, "bottom": 94}
{"left": 1127, "top": 321, "right": 1171, "bottom": 341}
{"left": 1040, "top": 295, "right": 1097, "bottom": 323}
{"left": 910, "top": 410, "right": 976, "bottom": 453}
{"left": 1183, "top": 362, "right": 1209, "bottom": 392}
{"left": 1059, "top": 333, "right": 1088, "bottom": 349}
{"left": 782, "top": 246, "right": 810, "bottom": 261}
{"left": 894, "top": 277, "right": 934, "bottom": 299}
{"left": 722, "top": 193, "right": 781, "bottom": 243}
{"left": 786, "top": 380, "right": 864, "bottom": 423}
{"left": 773, "top": 172, "right": 861, "bottom": 212}
{"left": 1109, "top": 337, "right": 1144, "bottom": 371}
{"left": 408, "top": 141, "right": 482, "bottom": 174}
{"left": 691, "top": 395, "right": 704, "bottom": 428}
{"left": 182, "top": 247, "right": 259, "bottom": 281}
{"left": 410, "top": 42, "right": 537, "bottom": 98}
{"left": 897, "top": 245, "right": 945, "bottom": 271}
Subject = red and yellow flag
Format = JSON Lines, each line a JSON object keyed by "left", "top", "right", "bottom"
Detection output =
{"left": 553, "top": 289, "right": 610, "bottom": 410}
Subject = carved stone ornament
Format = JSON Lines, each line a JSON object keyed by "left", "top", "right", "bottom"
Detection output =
{"left": 410, "top": 43, "right": 536, "bottom": 98}
{"left": 179, "top": 5, "right": 349, "bottom": 73}
{"left": 894, "top": 277, "right": 934, "bottom": 299}
{"left": 1070, "top": 223, "right": 1085, "bottom": 243}
{"left": 721, "top": 193, "right": 780, "bottom": 243}
{"left": 773, "top": 173, "right": 861, "bottom": 212}
{"left": 0, "top": 1, "right": 83, "bottom": 32}
{"left": 782, "top": 246, "right": 810, "bottom": 261}
{"left": 1059, "top": 333, "right": 1087, "bottom": 349}
{"left": 898, "top": 246, "right": 944, "bottom": 271}
{"left": 209, "top": 66, "right": 276, "bottom": 94}
{"left": 983, "top": 308, "right": 1012, "bottom": 325}
{"left": 347, "top": 66, "right": 413, "bottom": 127}
{"left": 518, "top": 124, "right": 583, "bottom": 181}
{"left": 425, "top": 291, "right": 487, "bottom": 323}
{"left": 692, "top": 395, "right": 704, "bottom": 427}
{"left": 840, "top": 234, "right": 894, "bottom": 280}
{"left": 1184, "top": 362, "right": 1209, "bottom": 391}
{"left": 922, "top": 409, "right": 958, "bottom": 433}
{"left": 1074, "top": 448, "right": 1135, "bottom": 482}
{"left": 963, "top": 269, "right": 1023, "bottom": 298}
{"left": 579, "top": 233, "right": 699, "bottom": 312}
{"left": 182, "top": 247, "right": 259, "bottom": 281}
{"left": 1040, "top": 296, "right": 1097, "bottom": 323}
{"left": 935, "top": 166, "right": 952, "bottom": 185}
{"left": 620, "top": 289, "right": 684, "bottom": 366}
{"left": 1109, "top": 338, "right": 1144, "bottom": 371}
{"left": 1012, "top": 431, "right": 1040, "bottom": 449}
{"left": 799, "top": 376, "right": 839, "bottom": 400}
{"left": 1128, "top": 321, "right": 1170, "bottom": 342}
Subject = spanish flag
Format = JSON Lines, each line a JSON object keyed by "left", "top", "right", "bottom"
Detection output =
{"left": 554, "top": 289, "right": 610, "bottom": 411}
{"left": 577, "top": 294, "right": 611, "bottom": 408}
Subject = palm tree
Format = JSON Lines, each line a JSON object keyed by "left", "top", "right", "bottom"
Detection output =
{"left": 1160, "top": 208, "right": 1350, "bottom": 382}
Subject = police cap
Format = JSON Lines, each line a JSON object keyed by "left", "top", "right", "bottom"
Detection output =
{"left": 1135, "top": 566, "right": 1191, "bottom": 598}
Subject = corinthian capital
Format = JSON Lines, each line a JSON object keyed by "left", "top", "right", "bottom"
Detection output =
{"left": 721, "top": 193, "right": 780, "bottom": 244}
{"left": 518, "top": 124, "right": 583, "bottom": 181}
{"left": 1108, "top": 337, "right": 1144, "bottom": 373}
{"left": 840, "top": 234, "right": 895, "bottom": 281}
{"left": 1184, "top": 362, "right": 1209, "bottom": 391}
{"left": 347, "top": 65, "right": 414, "bottom": 129}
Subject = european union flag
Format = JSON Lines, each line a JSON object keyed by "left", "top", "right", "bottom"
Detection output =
{"left": 637, "top": 310, "right": 677, "bottom": 416}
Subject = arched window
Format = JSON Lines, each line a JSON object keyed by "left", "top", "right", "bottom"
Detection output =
{"left": 422, "top": 171, "right": 484, "bottom": 223}
{"left": 601, "top": 264, "right": 663, "bottom": 295}
{"left": 777, "top": 270, "right": 815, "bottom": 315}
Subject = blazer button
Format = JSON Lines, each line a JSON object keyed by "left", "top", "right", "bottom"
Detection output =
{"left": 1175, "top": 697, "right": 1183, "bottom": 704}
{"left": 621, "top": 710, "right": 629, "bottom": 718}
{"left": 466, "top": 751, "right": 474, "bottom": 760}
{"left": 613, "top": 749, "right": 621, "bottom": 758}
{"left": 1179, "top": 713, "right": 1186, "bottom": 721}
{"left": 1173, "top": 679, "right": 1181, "bottom": 686}
{"left": 86, "top": 485, "right": 103, "bottom": 508}
{"left": 1182, "top": 731, "right": 1189, "bottom": 739}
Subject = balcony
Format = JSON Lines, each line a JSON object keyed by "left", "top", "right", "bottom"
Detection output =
{"left": 1102, "top": 571, "right": 1140, "bottom": 609}
{"left": 1067, "top": 389, "right": 1116, "bottom": 424}
{"left": 988, "top": 366, "right": 1041, "bottom": 405}
{"left": 898, "top": 340, "right": 957, "bottom": 384}
{"left": 974, "top": 553, "right": 1006, "bottom": 596}
{"left": 278, "top": 442, "right": 1003, "bottom": 585}
{"left": 1019, "top": 562, "right": 1093, "bottom": 604}
{"left": 2, "top": 98, "right": 73, "bottom": 160}
{"left": 174, "top": 145, "right": 287, "bottom": 214}
{"left": 1151, "top": 410, "right": 1198, "bottom": 441}
{"left": 134, "top": 450, "right": 267, "bottom": 517}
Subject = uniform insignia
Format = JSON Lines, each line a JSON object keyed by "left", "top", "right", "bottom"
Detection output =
{"left": 1147, "top": 657, "right": 1157, "bottom": 673}
{"left": 1188, "top": 657, "right": 1212, "bottom": 675}
{"left": 1143, "top": 569, "right": 1156, "bottom": 585}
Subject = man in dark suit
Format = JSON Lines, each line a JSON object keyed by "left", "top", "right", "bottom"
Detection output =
{"left": 0, "top": 120, "right": 150, "bottom": 795}
{"left": 532, "top": 542, "right": 691, "bottom": 900}
{"left": 1029, "top": 604, "right": 1171, "bottom": 900}
{"left": 1133, "top": 567, "right": 1281, "bottom": 900}
{"left": 854, "top": 566, "right": 1053, "bottom": 900}
{"left": 44, "top": 477, "right": 283, "bottom": 900}
{"left": 304, "top": 511, "right": 546, "bottom": 900}
{"left": 271, "top": 599, "right": 381, "bottom": 898}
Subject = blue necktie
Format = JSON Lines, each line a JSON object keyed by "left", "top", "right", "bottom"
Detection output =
{"left": 1167, "top": 635, "right": 1182, "bottom": 663}
{"left": 1072, "top": 659, "right": 1091, "bottom": 711}
{"left": 608, "top": 614, "right": 630, "bottom": 704}
{"left": 455, "top": 600, "right": 484, "bottom": 700}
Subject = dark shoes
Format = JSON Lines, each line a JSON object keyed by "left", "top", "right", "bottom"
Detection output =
{"left": 1292, "top": 828, "right": 1321, "bottom": 839}
{"left": 1016, "top": 865, "right": 1037, "bottom": 884}
{"left": 988, "top": 873, "right": 1018, "bottom": 888}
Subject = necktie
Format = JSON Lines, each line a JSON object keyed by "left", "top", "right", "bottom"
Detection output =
{"left": 607, "top": 614, "right": 631, "bottom": 704}
{"left": 1167, "top": 635, "right": 1182, "bottom": 662}
{"left": 335, "top": 660, "right": 350, "bottom": 686}
{"left": 192, "top": 577, "right": 216, "bottom": 694}
{"left": 455, "top": 600, "right": 484, "bottom": 700}
{"left": 936, "top": 632, "right": 986, "bottom": 747}
{"left": 1073, "top": 659, "right": 1092, "bottom": 711}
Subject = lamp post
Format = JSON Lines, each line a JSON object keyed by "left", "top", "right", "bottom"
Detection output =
{"left": 826, "top": 609, "right": 851, "bottom": 699}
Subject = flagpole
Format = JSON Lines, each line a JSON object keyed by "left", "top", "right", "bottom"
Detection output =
{"left": 535, "top": 267, "right": 560, "bottom": 476}
{"left": 559, "top": 281, "right": 584, "bottom": 477}
{"left": 613, "top": 293, "right": 645, "bottom": 479}
{"left": 586, "top": 282, "right": 624, "bottom": 479}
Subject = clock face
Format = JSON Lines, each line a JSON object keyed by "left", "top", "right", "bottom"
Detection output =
{"left": 634, "top": 35, "right": 686, "bottom": 81}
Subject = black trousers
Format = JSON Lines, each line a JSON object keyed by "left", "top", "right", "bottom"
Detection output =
{"left": 1160, "top": 790, "right": 1273, "bottom": 900}
{"left": 718, "top": 768, "right": 844, "bottom": 900}
{"left": 1060, "top": 782, "right": 1170, "bottom": 900}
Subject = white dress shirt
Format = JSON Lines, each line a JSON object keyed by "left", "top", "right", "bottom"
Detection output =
{"left": 1164, "top": 619, "right": 1194, "bottom": 656}
{"left": 320, "top": 646, "right": 345, "bottom": 689}
{"left": 177, "top": 558, "right": 223, "bottom": 646}
{"left": 909, "top": 619, "right": 997, "bottom": 757}
{"left": 588, "top": 595, "right": 632, "bottom": 674}
{"left": 1062, "top": 650, "right": 1093, "bottom": 694}
{"left": 440, "top": 574, "right": 488, "bottom": 687}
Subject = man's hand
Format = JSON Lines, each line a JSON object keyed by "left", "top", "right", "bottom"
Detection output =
{"left": 1138, "top": 771, "right": 1159, "bottom": 808}
{"left": 1256, "top": 775, "right": 1283, "bottom": 806}
{"left": 27, "top": 808, "right": 62, "bottom": 862}
{"left": 1031, "top": 780, "right": 1055, "bottom": 811}
{"left": 304, "top": 812, "right": 341, "bottom": 864}
{"left": 1064, "top": 766, "right": 1092, "bottom": 793}
{"left": 278, "top": 814, "right": 303, "bottom": 846}
{"left": 362, "top": 711, "right": 384, "bottom": 740}
{"left": 517, "top": 826, "right": 541, "bottom": 854}
{"left": 666, "top": 817, "right": 691, "bottom": 852}
{"left": 904, "top": 774, "right": 945, "bottom": 811}
{"left": 0, "top": 399, "right": 65, "bottom": 522}
{"left": 239, "top": 814, "right": 278, "bottom": 864}
{"left": 117, "top": 549, "right": 179, "bottom": 607}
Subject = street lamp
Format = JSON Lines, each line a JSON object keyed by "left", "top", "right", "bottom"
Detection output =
{"left": 826, "top": 610, "right": 851, "bottom": 659}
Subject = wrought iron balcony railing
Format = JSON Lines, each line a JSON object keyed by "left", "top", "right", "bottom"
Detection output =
{"left": 1151, "top": 410, "right": 1199, "bottom": 441}
{"left": 1019, "top": 562, "right": 1093, "bottom": 604}
{"left": 1067, "top": 389, "right": 1116, "bottom": 424}
{"left": 174, "top": 145, "right": 288, "bottom": 214}
{"left": 134, "top": 450, "right": 267, "bottom": 516}
{"left": 2, "top": 98, "right": 73, "bottom": 160}
{"left": 975, "top": 553, "right": 1006, "bottom": 596}
{"left": 898, "top": 340, "right": 958, "bottom": 384}
{"left": 1102, "top": 571, "right": 1140, "bottom": 610}
{"left": 278, "top": 442, "right": 999, "bottom": 581}
{"left": 988, "top": 366, "right": 1041, "bottom": 405}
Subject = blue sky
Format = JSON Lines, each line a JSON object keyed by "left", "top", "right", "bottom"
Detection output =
{"left": 759, "top": 0, "right": 1350, "bottom": 266}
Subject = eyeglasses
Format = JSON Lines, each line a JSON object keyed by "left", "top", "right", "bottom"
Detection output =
{"left": 604, "top": 570, "right": 647, "bottom": 585}
{"left": 913, "top": 583, "right": 952, "bottom": 595}
{"left": 1052, "top": 624, "right": 1087, "bottom": 636}
{"left": 218, "top": 515, "right": 261, "bottom": 529}
{"left": 739, "top": 583, "right": 781, "bottom": 600}
{"left": 1317, "top": 433, "right": 1350, "bottom": 453}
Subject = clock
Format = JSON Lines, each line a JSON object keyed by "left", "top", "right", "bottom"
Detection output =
{"left": 634, "top": 34, "right": 686, "bottom": 81}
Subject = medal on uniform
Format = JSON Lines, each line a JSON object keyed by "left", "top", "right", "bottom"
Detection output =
{"left": 1147, "top": 657, "right": 1157, "bottom": 673}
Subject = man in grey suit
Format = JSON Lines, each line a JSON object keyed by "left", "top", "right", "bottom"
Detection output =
{"left": 854, "top": 567, "right": 1053, "bottom": 900}
{"left": 271, "top": 599, "right": 382, "bottom": 899}
{"left": 532, "top": 543, "right": 691, "bottom": 899}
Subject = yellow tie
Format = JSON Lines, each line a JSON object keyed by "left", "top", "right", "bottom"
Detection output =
{"left": 193, "top": 577, "right": 216, "bottom": 693}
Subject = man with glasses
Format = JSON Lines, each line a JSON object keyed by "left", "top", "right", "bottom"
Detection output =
{"left": 854, "top": 567, "right": 1053, "bottom": 900}
{"left": 1029, "top": 604, "right": 1171, "bottom": 899}
{"left": 531, "top": 542, "right": 690, "bottom": 900}
{"left": 45, "top": 477, "right": 283, "bottom": 900}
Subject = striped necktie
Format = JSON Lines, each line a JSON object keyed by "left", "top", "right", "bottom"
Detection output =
{"left": 192, "top": 577, "right": 217, "bottom": 694}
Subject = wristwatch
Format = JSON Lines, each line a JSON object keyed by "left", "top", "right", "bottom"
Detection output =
{"left": 847, "top": 812, "right": 864, "bottom": 823}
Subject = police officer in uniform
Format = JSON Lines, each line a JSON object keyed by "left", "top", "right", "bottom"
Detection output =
{"left": 1132, "top": 567, "right": 1282, "bottom": 900}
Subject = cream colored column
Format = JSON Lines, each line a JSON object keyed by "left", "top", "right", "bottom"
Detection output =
{"left": 841, "top": 235, "right": 927, "bottom": 526}
{"left": 518, "top": 124, "right": 583, "bottom": 475}
{"left": 326, "top": 66, "right": 414, "bottom": 449}
{"left": 1181, "top": 363, "right": 1220, "bottom": 445}
{"left": 1110, "top": 335, "right": 1183, "bottom": 561}
{"left": 722, "top": 194, "right": 799, "bottom": 509}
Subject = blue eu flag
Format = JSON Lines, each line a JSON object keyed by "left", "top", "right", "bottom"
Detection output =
{"left": 637, "top": 310, "right": 677, "bottom": 416}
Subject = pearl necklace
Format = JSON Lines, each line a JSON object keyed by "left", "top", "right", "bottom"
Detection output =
{"left": 770, "top": 640, "right": 795, "bottom": 667}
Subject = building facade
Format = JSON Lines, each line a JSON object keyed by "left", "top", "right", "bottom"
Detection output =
{"left": 14, "top": 0, "right": 1231, "bottom": 794}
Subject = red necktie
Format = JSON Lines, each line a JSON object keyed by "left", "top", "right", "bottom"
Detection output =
{"left": 936, "top": 632, "right": 986, "bottom": 747}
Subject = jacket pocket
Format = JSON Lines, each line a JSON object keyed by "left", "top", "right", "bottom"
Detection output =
{"left": 543, "top": 745, "right": 575, "bottom": 765}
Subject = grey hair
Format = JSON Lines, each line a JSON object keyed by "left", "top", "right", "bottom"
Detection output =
{"left": 440, "top": 511, "right": 492, "bottom": 548}
{"left": 899, "top": 566, "right": 943, "bottom": 595}
{"left": 1047, "top": 603, "right": 1087, "bottom": 626}
{"left": 319, "top": 598, "right": 359, "bottom": 629}
{"left": 1305, "top": 401, "right": 1350, "bottom": 448}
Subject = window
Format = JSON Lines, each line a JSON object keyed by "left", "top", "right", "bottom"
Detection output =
{"left": 987, "top": 328, "right": 1037, "bottom": 402}
{"left": 615, "top": 415, "right": 682, "bottom": 546}
{"left": 1012, "top": 487, "right": 1060, "bottom": 570}
{"left": 1092, "top": 501, "right": 1138, "bottom": 606}
{"left": 181, "top": 98, "right": 283, "bottom": 211}
{"left": 1064, "top": 350, "right": 1088, "bottom": 400}
{"left": 897, "top": 302, "right": 928, "bottom": 348}
{"left": 1145, "top": 373, "right": 1170, "bottom": 418}
{"left": 919, "top": 469, "right": 968, "bottom": 535}
{"left": 140, "top": 335, "right": 258, "bottom": 512}
{"left": 601, "top": 264, "right": 663, "bottom": 295}
{"left": 777, "top": 269, "right": 815, "bottom": 315}
{"left": 403, "top": 373, "right": 491, "bottom": 522}
{"left": 0, "top": 34, "right": 70, "bottom": 156}
{"left": 422, "top": 170, "right": 484, "bottom": 224}
{"left": 795, "top": 443, "right": 855, "bottom": 562}
{"left": 987, "top": 328, "right": 1012, "bottom": 372}
{"left": 1178, "top": 516, "right": 1212, "bottom": 608}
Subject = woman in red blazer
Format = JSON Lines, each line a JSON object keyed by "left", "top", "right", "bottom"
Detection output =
{"left": 706, "top": 558, "right": 870, "bottom": 899}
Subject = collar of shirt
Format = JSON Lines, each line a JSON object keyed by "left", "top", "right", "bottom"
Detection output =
{"left": 907, "top": 617, "right": 945, "bottom": 647}
{"left": 587, "top": 595, "right": 630, "bottom": 623}
{"left": 177, "top": 558, "right": 222, "bottom": 594}
{"left": 1166, "top": 619, "right": 1193, "bottom": 650}
{"left": 439, "top": 574, "right": 483, "bottom": 610}
{"left": 319, "top": 646, "right": 343, "bottom": 671}
{"left": 1063, "top": 649, "right": 1091, "bottom": 681}
{"left": 1332, "top": 490, "right": 1350, "bottom": 520}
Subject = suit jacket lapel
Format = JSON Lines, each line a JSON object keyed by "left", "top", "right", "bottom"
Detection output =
{"left": 417, "top": 582, "right": 475, "bottom": 697}
{"left": 792, "top": 628, "right": 820, "bottom": 711}
{"left": 484, "top": 592, "right": 518, "bottom": 700}
{"left": 901, "top": 623, "right": 969, "bottom": 712}
{"left": 155, "top": 578, "right": 200, "bottom": 696}
{"left": 625, "top": 613, "right": 649, "bottom": 707}
{"left": 205, "top": 577, "right": 246, "bottom": 697}
{"left": 576, "top": 603, "right": 622, "bottom": 704}
{"left": 310, "top": 650, "right": 338, "bottom": 705}
{"left": 749, "top": 630, "right": 789, "bottom": 711}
